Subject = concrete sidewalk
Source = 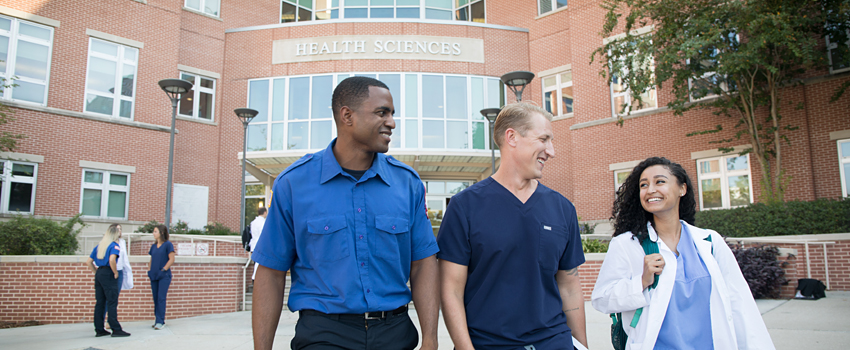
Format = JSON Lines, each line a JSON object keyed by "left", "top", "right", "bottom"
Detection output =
{"left": 1, "top": 292, "right": 848, "bottom": 350}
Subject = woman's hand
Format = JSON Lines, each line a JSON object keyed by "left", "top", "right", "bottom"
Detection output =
{"left": 642, "top": 253, "right": 665, "bottom": 289}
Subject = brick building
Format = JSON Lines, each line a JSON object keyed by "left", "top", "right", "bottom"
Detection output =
{"left": 0, "top": 0, "right": 848, "bottom": 235}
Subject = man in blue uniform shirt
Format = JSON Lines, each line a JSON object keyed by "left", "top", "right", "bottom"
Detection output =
{"left": 251, "top": 76, "right": 440, "bottom": 350}
{"left": 438, "top": 103, "right": 588, "bottom": 350}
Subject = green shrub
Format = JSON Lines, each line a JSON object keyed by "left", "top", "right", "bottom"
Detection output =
{"left": 0, "top": 214, "right": 86, "bottom": 255}
{"left": 582, "top": 238, "right": 609, "bottom": 253}
{"left": 695, "top": 198, "right": 850, "bottom": 237}
{"left": 577, "top": 216, "right": 598, "bottom": 235}
{"left": 203, "top": 222, "right": 237, "bottom": 235}
{"left": 135, "top": 220, "right": 159, "bottom": 233}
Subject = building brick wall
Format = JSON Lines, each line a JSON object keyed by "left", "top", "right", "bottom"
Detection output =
{"left": 0, "top": 257, "right": 248, "bottom": 324}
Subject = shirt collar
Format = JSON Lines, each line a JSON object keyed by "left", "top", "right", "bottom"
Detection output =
{"left": 320, "top": 139, "right": 391, "bottom": 186}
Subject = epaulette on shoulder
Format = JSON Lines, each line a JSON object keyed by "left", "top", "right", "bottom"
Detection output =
{"left": 385, "top": 155, "right": 420, "bottom": 179}
{"left": 281, "top": 153, "right": 315, "bottom": 177}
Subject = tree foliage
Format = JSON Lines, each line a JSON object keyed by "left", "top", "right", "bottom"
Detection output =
{"left": 0, "top": 79, "right": 26, "bottom": 153}
{"left": 593, "top": 0, "right": 850, "bottom": 203}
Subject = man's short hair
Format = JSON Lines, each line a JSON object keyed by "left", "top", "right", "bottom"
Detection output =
{"left": 332, "top": 76, "right": 390, "bottom": 122}
{"left": 493, "top": 102, "right": 553, "bottom": 147}
{"left": 257, "top": 207, "right": 267, "bottom": 216}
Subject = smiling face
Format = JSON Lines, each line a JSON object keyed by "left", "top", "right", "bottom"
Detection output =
{"left": 639, "top": 165, "right": 687, "bottom": 218}
{"left": 349, "top": 86, "right": 396, "bottom": 154}
{"left": 514, "top": 112, "right": 555, "bottom": 180}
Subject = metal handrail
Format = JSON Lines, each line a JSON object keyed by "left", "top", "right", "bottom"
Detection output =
{"left": 80, "top": 232, "right": 243, "bottom": 257}
{"left": 243, "top": 255, "right": 253, "bottom": 312}
{"left": 726, "top": 236, "right": 837, "bottom": 290}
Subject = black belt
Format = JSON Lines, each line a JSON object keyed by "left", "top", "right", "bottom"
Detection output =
{"left": 97, "top": 266, "right": 111, "bottom": 269}
{"left": 299, "top": 305, "right": 408, "bottom": 320}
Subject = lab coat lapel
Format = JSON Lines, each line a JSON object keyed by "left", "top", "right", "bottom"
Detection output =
{"left": 642, "top": 222, "right": 676, "bottom": 350}
{"left": 686, "top": 222, "right": 738, "bottom": 349}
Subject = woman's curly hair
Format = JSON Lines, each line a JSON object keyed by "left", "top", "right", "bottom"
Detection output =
{"left": 611, "top": 157, "right": 697, "bottom": 243}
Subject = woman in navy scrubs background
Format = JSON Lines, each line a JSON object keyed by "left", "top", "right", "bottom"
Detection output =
{"left": 148, "top": 225, "right": 175, "bottom": 330}
{"left": 85, "top": 225, "right": 131, "bottom": 337}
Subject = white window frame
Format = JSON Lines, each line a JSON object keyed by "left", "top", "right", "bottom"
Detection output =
{"left": 0, "top": 14, "right": 53, "bottom": 106}
{"left": 614, "top": 169, "right": 630, "bottom": 192}
{"left": 455, "top": 0, "right": 485, "bottom": 22}
{"left": 696, "top": 154, "right": 754, "bottom": 210}
{"left": 281, "top": 0, "right": 314, "bottom": 22}
{"left": 687, "top": 33, "right": 739, "bottom": 102}
{"left": 246, "top": 72, "right": 503, "bottom": 152}
{"left": 608, "top": 60, "right": 658, "bottom": 117}
{"left": 185, "top": 0, "right": 221, "bottom": 17}
{"left": 826, "top": 28, "right": 850, "bottom": 74}
{"left": 79, "top": 169, "right": 130, "bottom": 220}
{"left": 538, "top": 0, "right": 567, "bottom": 15}
{"left": 0, "top": 160, "right": 37, "bottom": 214}
{"left": 839, "top": 139, "right": 850, "bottom": 197}
{"left": 178, "top": 72, "right": 216, "bottom": 121}
{"left": 83, "top": 37, "right": 139, "bottom": 119}
{"left": 541, "top": 70, "right": 573, "bottom": 118}
{"left": 281, "top": 0, "right": 486, "bottom": 22}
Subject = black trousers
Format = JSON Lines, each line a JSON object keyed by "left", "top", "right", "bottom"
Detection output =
{"left": 94, "top": 267, "right": 122, "bottom": 332}
{"left": 292, "top": 310, "right": 419, "bottom": 350}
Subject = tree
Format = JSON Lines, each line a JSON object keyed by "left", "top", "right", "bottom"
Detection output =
{"left": 0, "top": 78, "right": 26, "bottom": 152}
{"left": 593, "top": 0, "right": 850, "bottom": 203}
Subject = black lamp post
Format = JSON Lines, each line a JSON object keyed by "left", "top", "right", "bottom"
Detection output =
{"left": 480, "top": 108, "right": 501, "bottom": 175}
{"left": 158, "top": 78, "right": 193, "bottom": 228}
{"left": 500, "top": 71, "right": 535, "bottom": 102}
{"left": 235, "top": 108, "right": 259, "bottom": 233}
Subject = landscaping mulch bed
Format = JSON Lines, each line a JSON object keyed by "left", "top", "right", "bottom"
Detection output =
{"left": 0, "top": 320, "right": 42, "bottom": 329}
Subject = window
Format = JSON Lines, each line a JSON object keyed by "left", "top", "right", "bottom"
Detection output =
{"left": 538, "top": 0, "right": 567, "bottom": 15}
{"left": 696, "top": 154, "right": 752, "bottom": 210}
{"left": 0, "top": 160, "right": 37, "bottom": 213}
{"left": 542, "top": 71, "right": 573, "bottom": 117}
{"left": 840, "top": 139, "right": 850, "bottom": 197}
{"left": 185, "top": 0, "right": 220, "bottom": 17}
{"left": 282, "top": 0, "right": 314, "bottom": 22}
{"left": 280, "top": 0, "right": 485, "bottom": 22}
{"left": 80, "top": 170, "right": 130, "bottom": 219}
{"left": 84, "top": 38, "right": 139, "bottom": 119}
{"left": 688, "top": 33, "right": 739, "bottom": 101}
{"left": 178, "top": 72, "right": 216, "bottom": 121}
{"left": 614, "top": 169, "right": 630, "bottom": 192}
{"left": 455, "top": 0, "right": 484, "bottom": 22}
{"left": 247, "top": 72, "right": 503, "bottom": 152}
{"left": 827, "top": 28, "right": 850, "bottom": 74}
{"left": 0, "top": 15, "right": 53, "bottom": 105}
{"left": 610, "top": 66, "right": 657, "bottom": 116}
{"left": 425, "top": 180, "right": 469, "bottom": 235}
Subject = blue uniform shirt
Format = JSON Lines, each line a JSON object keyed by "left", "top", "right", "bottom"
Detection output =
{"left": 89, "top": 242, "right": 120, "bottom": 267}
{"left": 149, "top": 241, "right": 174, "bottom": 272}
{"left": 655, "top": 224, "right": 714, "bottom": 350}
{"left": 437, "top": 178, "right": 586, "bottom": 349}
{"left": 252, "top": 139, "right": 439, "bottom": 314}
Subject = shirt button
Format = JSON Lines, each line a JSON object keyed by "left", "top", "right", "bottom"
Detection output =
{"left": 357, "top": 208, "right": 362, "bottom": 213}
{"left": 361, "top": 262, "right": 365, "bottom": 267}
{"left": 392, "top": 225, "right": 396, "bottom": 230}
{"left": 324, "top": 226, "right": 329, "bottom": 230}
{"left": 367, "top": 289, "right": 371, "bottom": 293}
{"left": 359, "top": 235, "right": 363, "bottom": 239}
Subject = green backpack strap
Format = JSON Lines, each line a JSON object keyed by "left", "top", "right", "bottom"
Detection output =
{"left": 704, "top": 235, "right": 714, "bottom": 255}
{"left": 628, "top": 238, "right": 660, "bottom": 328}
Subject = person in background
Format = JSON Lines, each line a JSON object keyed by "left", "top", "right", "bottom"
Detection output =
{"left": 148, "top": 225, "right": 175, "bottom": 330}
{"left": 105, "top": 224, "right": 133, "bottom": 328}
{"left": 592, "top": 157, "right": 774, "bottom": 349}
{"left": 250, "top": 207, "right": 268, "bottom": 280}
{"left": 85, "top": 225, "right": 131, "bottom": 337}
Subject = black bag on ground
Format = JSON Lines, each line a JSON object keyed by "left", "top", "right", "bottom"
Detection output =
{"left": 242, "top": 225, "right": 252, "bottom": 252}
{"left": 796, "top": 278, "right": 826, "bottom": 300}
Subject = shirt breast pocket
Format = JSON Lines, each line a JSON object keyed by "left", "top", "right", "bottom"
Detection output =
{"left": 373, "top": 215, "right": 410, "bottom": 261}
{"left": 538, "top": 224, "right": 568, "bottom": 272}
{"left": 306, "top": 216, "right": 350, "bottom": 262}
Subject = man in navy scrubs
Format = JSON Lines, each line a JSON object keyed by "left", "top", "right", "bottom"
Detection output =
{"left": 251, "top": 76, "right": 440, "bottom": 350}
{"left": 438, "top": 102, "right": 588, "bottom": 350}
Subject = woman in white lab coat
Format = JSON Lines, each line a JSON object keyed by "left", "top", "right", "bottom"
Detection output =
{"left": 592, "top": 157, "right": 774, "bottom": 350}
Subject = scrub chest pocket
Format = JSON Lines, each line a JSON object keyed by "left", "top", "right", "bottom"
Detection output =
{"left": 373, "top": 215, "right": 410, "bottom": 261}
{"left": 306, "top": 216, "right": 350, "bottom": 262}
{"left": 538, "top": 224, "right": 567, "bottom": 271}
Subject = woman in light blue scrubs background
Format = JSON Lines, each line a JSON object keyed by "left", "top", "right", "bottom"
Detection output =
{"left": 592, "top": 157, "right": 774, "bottom": 350}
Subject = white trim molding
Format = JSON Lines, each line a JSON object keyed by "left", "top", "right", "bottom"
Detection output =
{"left": 0, "top": 5, "right": 60, "bottom": 27}
{"left": 603, "top": 25, "right": 654, "bottom": 45}
{"left": 85, "top": 29, "right": 144, "bottom": 49}
{"left": 78, "top": 160, "right": 136, "bottom": 174}
{"left": 538, "top": 64, "right": 572, "bottom": 78}
{"left": 830, "top": 129, "right": 850, "bottom": 141}
{"left": 609, "top": 160, "right": 641, "bottom": 171}
{"left": 177, "top": 64, "right": 221, "bottom": 79}
{"left": 691, "top": 144, "right": 752, "bottom": 160}
{"left": 0, "top": 152, "right": 44, "bottom": 163}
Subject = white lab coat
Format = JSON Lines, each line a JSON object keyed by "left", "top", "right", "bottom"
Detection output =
{"left": 250, "top": 215, "right": 266, "bottom": 279}
{"left": 591, "top": 221, "right": 774, "bottom": 350}
{"left": 117, "top": 238, "right": 133, "bottom": 290}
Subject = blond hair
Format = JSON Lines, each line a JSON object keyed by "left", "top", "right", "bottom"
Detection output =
{"left": 493, "top": 102, "right": 553, "bottom": 148}
{"left": 96, "top": 224, "right": 121, "bottom": 260}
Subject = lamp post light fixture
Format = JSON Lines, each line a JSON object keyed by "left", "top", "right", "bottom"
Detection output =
{"left": 158, "top": 78, "right": 193, "bottom": 228}
{"left": 235, "top": 108, "right": 259, "bottom": 233}
{"left": 500, "top": 71, "right": 535, "bottom": 102}
{"left": 480, "top": 108, "right": 501, "bottom": 175}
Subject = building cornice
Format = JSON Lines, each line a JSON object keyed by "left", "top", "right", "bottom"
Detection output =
{"left": 225, "top": 19, "right": 529, "bottom": 34}
{"left": 3, "top": 100, "right": 174, "bottom": 133}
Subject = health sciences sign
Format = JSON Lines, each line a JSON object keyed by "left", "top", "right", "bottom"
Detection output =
{"left": 272, "top": 35, "right": 485, "bottom": 64}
